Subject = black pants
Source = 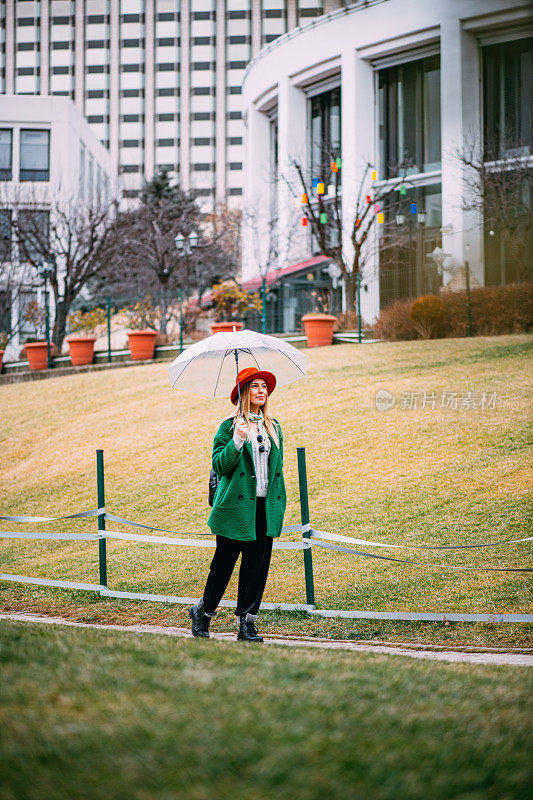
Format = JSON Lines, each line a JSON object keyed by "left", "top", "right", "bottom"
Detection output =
{"left": 203, "top": 497, "right": 273, "bottom": 617}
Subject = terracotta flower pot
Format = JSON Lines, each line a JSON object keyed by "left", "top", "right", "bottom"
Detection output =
{"left": 25, "top": 341, "right": 49, "bottom": 370}
{"left": 209, "top": 321, "right": 244, "bottom": 335}
{"left": 67, "top": 336, "right": 97, "bottom": 366}
{"left": 301, "top": 314, "right": 337, "bottom": 347}
{"left": 127, "top": 330, "right": 157, "bottom": 360}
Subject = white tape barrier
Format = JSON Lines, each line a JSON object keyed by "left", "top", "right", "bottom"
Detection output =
{"left": 308, "top": 538, "right": 533, "bottom": 572}
{"left": 0, "top": 573, "right": 105, "bottom": 591}
{"left": 1, "top": 574, "right": 531, "bottom": 621}
{"left": 309, "top": 528, "right": 533, "bottom": 550}
{"left": 0, "top": 508, "right": 105, "bottom": 523}
{"left": 101, "top": 529, "right": 310, "bottom": 550}
{"left": 0, "top": 531, "right": 102, "bottom": 540}
{"left": 104, "top": 513, "right": 308, "bottom": 537}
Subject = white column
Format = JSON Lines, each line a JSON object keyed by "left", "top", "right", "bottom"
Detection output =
{"left": 179, "top": 0, "right": 191, "bottom": 190}
{"left": 109, "top": 0, "right": 120, "bottom": 175}
{"left": 441, "top": 17, "right": 483, "bottom": 286}
{"left": 215, "top": 0, "right": 226, "bottom": 204}
{"left": 144, "top": 0, "right": 155, "bottom": 181}
{"left": 40, "top": 0, "right": 50, "bottom": 95}
{"left": 242, "top": 104, "right": 272, "bottom": 281}
{"left": 5, "top": 0, "right": 15, "bottom": 94}
{"left": 287, "top": 0, "right": 297, "bottom": 30}
{"left": 277, "top": 76, "right": 307, "bottom": 266}
{"left": 251, "top": 0, "right": 261, "bottom": 58}
{"left": 74, "top": 0, "right": 85, "bottom": 112}
{"left": 341, "top": 47, "right": 377, "bottom": 322}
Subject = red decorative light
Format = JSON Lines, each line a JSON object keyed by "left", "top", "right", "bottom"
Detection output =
{"left": 302, "top": 217, "right": 308, "bottom": 227}
{"left": 366, "top": 195, "right": 371, "bottom": 204}
{"left": 355, "top": 218, "right": 361, "bottom": 228}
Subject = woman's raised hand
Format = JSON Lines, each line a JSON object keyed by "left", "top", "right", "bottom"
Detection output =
{"left": 234, "top": 416, "right": 250, "bottom": 439}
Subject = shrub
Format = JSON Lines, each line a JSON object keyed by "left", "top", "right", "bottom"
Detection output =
{"left": 373, "top": 298, "right": 418, "bottom": 341}
{"left": 374, "top": 283, "right": 533, "bottom": 341}
{"left": 409, "top": 295, "right": 448, "bottom": 339}
{"left": 440, "top": 282, "right": 533, "bottom": 337}
{"left": 67, "top": 307, "right": 107, "bottom": 337}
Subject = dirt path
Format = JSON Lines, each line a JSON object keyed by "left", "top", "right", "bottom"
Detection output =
{"left": 1, "top": 612, "right": 532, "bottom": 666}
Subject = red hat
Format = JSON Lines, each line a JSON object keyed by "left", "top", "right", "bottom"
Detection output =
{"left": 230, "top": 367, "right": 276, "bottom": 405}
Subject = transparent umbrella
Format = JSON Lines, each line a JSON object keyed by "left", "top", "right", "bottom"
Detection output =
{"left": 167, "top": 327, "right": 308, "bottom": 412}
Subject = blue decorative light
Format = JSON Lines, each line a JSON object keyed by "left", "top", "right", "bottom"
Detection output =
{"left": 410, "top": 202, "right": 417, "bottom": 214}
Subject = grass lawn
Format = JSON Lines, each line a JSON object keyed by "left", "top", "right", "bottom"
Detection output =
{"left": 1, "top": 334, "right": 532, "bottom": 647}
{"left": 0, "top": 620, "right": 531, "bottom": 800}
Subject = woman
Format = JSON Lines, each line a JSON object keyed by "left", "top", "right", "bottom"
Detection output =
{"left": 189, "top": 366, "right": 286, "bottom": 642}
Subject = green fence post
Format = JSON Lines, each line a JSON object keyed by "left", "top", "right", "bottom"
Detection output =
{"left": 297, "top": 447, "right": 315, "bottom": 607}
{"left": 96, "top": 449, "right": 107, "bottom": 588}
{"left": 106, "top": 296, "right": 112, "bottom": 363}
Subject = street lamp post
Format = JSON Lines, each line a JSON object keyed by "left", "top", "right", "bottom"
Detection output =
{"left": 175, "top": 231, "right": 198, "bottom": 353}
{"left": 465, "top": 243, "right": 472, "bottom": 337}
{"left": 356, "top": 271, "right": 362, "bottom": 344}
{"left": 38, "top": 260, "right": 55, "bottom": 369}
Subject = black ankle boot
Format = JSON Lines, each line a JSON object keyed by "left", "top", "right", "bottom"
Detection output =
{"left": 189, "top": 602, "right": 213, "bottom": 638}
{"left": 237, "top": 615, "right": 263, "bottom": 642}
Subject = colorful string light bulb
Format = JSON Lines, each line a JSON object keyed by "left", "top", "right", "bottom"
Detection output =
{"left": 377, "top": 213, "right": 384, "bottom": 224}
{"left": 331, "top": 161, "right": 338, "bottom": 173}
{"left": 320, "top": 212, "right": 328, "bottom": 224}
{"left": 317, "top": 182, "right": 325, "bottom": 195}
{"left": 336, "top": 157, "right": 342, "bottom": 167}
{"left": 399, "top": 185, "right": 407, "bottom": 195}
{"left": 302, "top": 216, "right": 308, "bottom": 227}
{"left": 410, "top": 202, "right": 417, "bottom": 214}
{"left": 374, "top": 203, "right": 380, "bottom": 213}
{"left": 371, "top": 170, "right": 377, "bottom": 181}
{"left": 301, "top": 193, "right": 308, "bottom": 204}
{"left": 366, "top": 195, "right": 371, "bottom": 204}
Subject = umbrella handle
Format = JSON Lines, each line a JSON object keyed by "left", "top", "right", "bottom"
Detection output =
{"left": 234, "top": 347, "right": 242, "bottom": 416}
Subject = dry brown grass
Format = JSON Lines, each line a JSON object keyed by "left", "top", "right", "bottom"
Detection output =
{"left": 1, "top": 333, "right": 532, "bottom": 644}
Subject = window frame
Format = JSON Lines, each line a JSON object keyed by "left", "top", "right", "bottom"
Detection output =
{"left": 19, "top": 129, "right": 51, "bottom": 182}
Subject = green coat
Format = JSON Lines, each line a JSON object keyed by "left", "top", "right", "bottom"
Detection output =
{"left": 207, "top": 417, "right": 286, "bottom": 541}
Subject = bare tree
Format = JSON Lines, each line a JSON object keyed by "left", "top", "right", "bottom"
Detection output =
{"left": 287, "top": 158, "right": 408, "bottom": 312}
{"left": 0, "top": 211, "right": 34, "bottom": 346}
{"left": 95, "top": 173, "right": 242, "bottom": 333}
{"left": 1, "top": 185, "right": 118, "bottom": 351}
{"left": 456, "top": 134, "right": 533, "bottom": 282}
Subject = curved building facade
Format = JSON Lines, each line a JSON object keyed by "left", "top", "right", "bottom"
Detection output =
{"left": 242, "top": 0, "right": 532, "bottom": 324}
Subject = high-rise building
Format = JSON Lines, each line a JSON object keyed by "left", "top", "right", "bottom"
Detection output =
{"left": 0, "top": 0, "right": 344, "bottom": 206}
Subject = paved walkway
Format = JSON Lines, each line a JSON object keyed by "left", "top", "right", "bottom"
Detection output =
{"left": 1, "top": 612, "right": 531, "bottom": 666}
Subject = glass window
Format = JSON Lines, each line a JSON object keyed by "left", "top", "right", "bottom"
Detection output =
{"left": 18, "top": 211, "right": 50, "bottom": 262}
{"left": 309, "top": 86, "right": 341, "bottom": 183}
{"left": 0, "top": 130, "right": 12, "bottom": 180}
{"left": 20, "top": 129, "right": 50, "bottom": 181}
{"left": 19, "top": 290, "right": 39, "bottom": 337}
{"left": 79, "top": 143, "right": 86, "bottom": 199}
{"left": 0, "top": 210, "right": 12, "bottom": 261}
{"left": 379, "top": 55, "right": 441, "bottom": 178}
{"left": 483, "top": 37, "right": 532, "bottom": 159}
{"left": 379, "top": 184, "right": 442, "bottom": 308}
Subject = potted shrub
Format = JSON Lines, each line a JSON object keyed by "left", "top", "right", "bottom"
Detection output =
{"left": 22, "top": 301, "right": 49, "bottom": 370}
{"left": 210, "top": 280, "right": 262, "bottom": 334}
{"left": 0, "top": 331, "right": 7, "bottom": 372}
{"left": 122, "top": 296, "right": 158, "bottom": 360}
{"left": 301, "top": 288, "right": 337, "bottom": 347}
{"left": 66, "top": 307, "right": 106, "bottom": 366}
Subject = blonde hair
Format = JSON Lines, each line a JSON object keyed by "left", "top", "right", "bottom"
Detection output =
{"left": 216, "top": 379, "right": 280, "bottom": 447}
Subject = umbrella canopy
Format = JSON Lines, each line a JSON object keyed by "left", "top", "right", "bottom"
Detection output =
{"left": 167, "top": 328, "right": 308, "bottom": 399}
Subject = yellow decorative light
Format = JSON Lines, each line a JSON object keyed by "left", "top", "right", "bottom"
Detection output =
{"left": 371, "top": 170, "right": 377, "bottom": 181}
{"left": 317, "top": 182, "right": 325, "bottom": 195}
{"left": 377, "top": 212, "right": 384, "bottom": 224}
